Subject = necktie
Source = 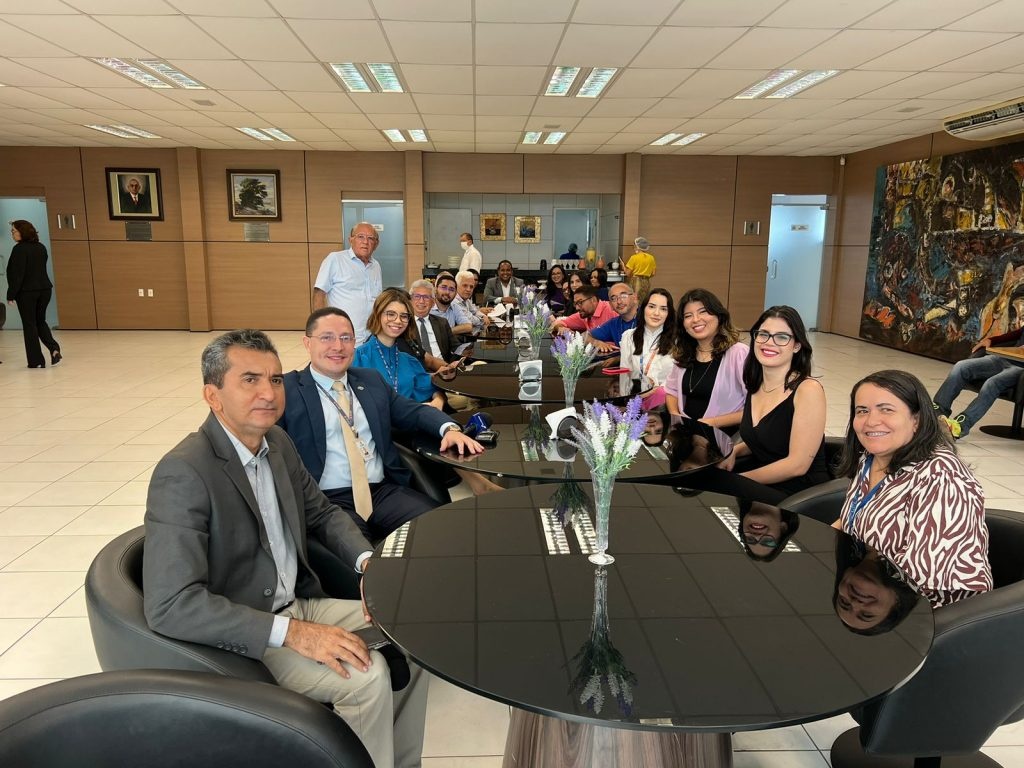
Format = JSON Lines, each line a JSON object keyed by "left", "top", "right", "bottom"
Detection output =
{"left": 419, "top": 318, "right": 436, "bottom": 356}
{"left": 331, "top": 381, "right": 372, "bottom": 521}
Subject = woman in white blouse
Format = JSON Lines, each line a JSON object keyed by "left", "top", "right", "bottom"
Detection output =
{"left": 618, "top": 288, "right": 676, "bottom": 409}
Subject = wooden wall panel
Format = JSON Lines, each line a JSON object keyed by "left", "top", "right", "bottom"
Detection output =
{"left": 423, "top": 153, "right": 524, "bottom": 193}
{"left": 621, "top": 153, "right": 641, "bottom": 250}
{"left": 208, "top": 242, "right": 310, "bottom": 330}
{"left": 638, "top": 156, "right": 737, "bottom": 246}
{"left": 0, "top": 147, "right": 87, "bottom": 242}
{"left": 177, "top": 148, "right": 211, "bottom": 331}
{"left": 727, "top": 245, "right": 769, "bottom": 330}
{"left": 644, "top": 245, "right": 732, "bottom": 307}
{"left": 305, "top": 152, "right": 405, "bottom": 243}
{"left": 831, "top": 245, "right": 869, "bottom": 338}
{"left": 732, "top": 156, "right": 836, "bottom": 245}
{"left": 199, "top": 150, "right": 308, "bottom": 243}
{"left": 50, "top": 240, "right": 96, "bottom": 329}
{"left": 80, "top": 147, "right": 184, "bottom": 242}
{"left": 523, "top": 154, "right": 624, "bottom": 193}
{"left": 90, "top": 241, "right": 188, "bottom": 329}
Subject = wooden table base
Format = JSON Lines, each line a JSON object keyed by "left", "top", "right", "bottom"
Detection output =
{"left": 502, "top": 709, "right": 733, "bottom": 768}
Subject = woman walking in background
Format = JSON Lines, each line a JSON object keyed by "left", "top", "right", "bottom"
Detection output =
{"left": 7, "top": 220, "right": 61, "bottom": 369}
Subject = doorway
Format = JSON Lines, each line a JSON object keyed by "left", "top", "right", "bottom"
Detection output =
{"left": 342, "top": 199, "right": 405, "bottom": 289}
{"left": 0, "top": 197, "right": 58, "bottom": 330}
{"left": 553, "top": 208, "right": 597, "bottom": 261}
{"left": 765, "top": 194, "right": 826, "bottom": 329}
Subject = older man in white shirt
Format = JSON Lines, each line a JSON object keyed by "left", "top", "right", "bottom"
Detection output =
{"left": 313, "top": 222, "right": 383, "bottom": 343}
{"left": 453, "top": 270, "right": 489, "bottom": 331}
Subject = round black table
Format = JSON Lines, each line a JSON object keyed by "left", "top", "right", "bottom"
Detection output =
{"left": 415, "top": 404, "right": 734, "bottom": 486}
{"left": 436, "top": 360, "right": 620, "bottom": 405}
{"left": 364, "top": 485, "right": 934, "bottom": 767}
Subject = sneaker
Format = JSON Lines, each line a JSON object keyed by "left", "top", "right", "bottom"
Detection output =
{"left": 939, "top": 413, "right": 965, "bottom": 439}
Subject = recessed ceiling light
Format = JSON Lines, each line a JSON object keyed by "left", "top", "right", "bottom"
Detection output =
{"left": 86, "top": 124, "right": 161, "bottom": 139}
{"left": 383, "top": 129, "right": 406, "bottom": 142}
{"left": 93, "top": 58, "right": 170, "bottom": 89}
{"left": 672, "top": 132, "right": 706, "bottom": 146}
{"left": 734, "top": 69, "right": 801, "bottom": 99}
{"left": 367, "top": 63, "right": 403, "bottom": 93}
{"left": 330, "top": 63, "right": 371, "bottom": 92}
{"left": 651, "top": 133, "right": 683, "bottom": 146}
{"left": 522, "top": 131, "right": 543, "bottom": 144}
{"left": 577, "top": 67, "right": 617, "bottom": 98}
{"left": 766, "top": 70, "right": 839, "bottom": 99}
{"left": 543, "top": 131, "right": 567, "bottom": 144}
{"left": 236, "top": 127, "right": 273, "bottom": 141}
{"left": 137, "top": 59, "right": 205, "bottom": 89}
{"left": 408, "top": 129, "right": 429, "bottom": 142}
{"left": 261, "top": 128, "right": 295, "bottom": 142}
{"left": 544, "top": 66, "right": 580, "bottom": 96}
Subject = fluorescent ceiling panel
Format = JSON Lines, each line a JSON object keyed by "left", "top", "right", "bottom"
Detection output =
{"left": 545, "top": 66, "right": 580, "bottom": 96}
{"left": 734, "top": 70, "right": 801, "bottom": 99}
{"left": 577, "top": 67, "right": 617, "bottom": 98}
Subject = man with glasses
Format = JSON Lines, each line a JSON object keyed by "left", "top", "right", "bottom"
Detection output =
{"left": 279, "top": 307, "right": 483, "bottom": 543}
{"left": 551, "top": 285, "right": 616, "bottom": 335}
{"left": 313, "top": 222, "right": 383, "bottom": 343}
{"left": 431, "top": 272, "right": 473, "bottom": 335}
{"left": 584, "top": 283, "right": 640, "bottom": 353}
{"left": 408, "top": 279, "right": 461, "bottom": 373}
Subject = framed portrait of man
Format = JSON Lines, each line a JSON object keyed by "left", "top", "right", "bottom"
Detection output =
{"left": 106, "top": 168, "right": 163, "bottom": 221}
{"left": 514, "top": 215, "right": 541, "bottom": 244}
{"left": 480, "top": 213, "right": 506, "bottom": 241}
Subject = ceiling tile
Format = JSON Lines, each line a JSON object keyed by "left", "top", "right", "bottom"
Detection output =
{"left": 718, "top": 117, "right": 797, "bottom": 133}
{"left": 586, "top": 97, "right": 659, "bottom": 116}
{"left": 787, "top": 29, "right": 928, "bottom": 70}
{"left": 0, "top": 18, "right": 72, "bottom": 55}
{"left": 475, "top": 95, "right": 535, "bottom": 115}
{"left": 189, "top": 17, "right": 312, "bottom": 61}
{"left": 204, "top": 110, "right": 261, "bottom": 124}
{"left": 812, "top": 99, "right": 903, "bottom": 118}
{"left": 98, "top": 15, "right": 234, "bottom": 57}
{"left": 414, "top": 94, "right": 474, "bottom": 113}
{"left": 423, "top": 129, "right": 474, "bottom": 141}
{"left": 219, "top": 90, "right": 300, "bottom": 111}
{"left": 623, "top": 116, "right": 685, "bottom": 132}
{"left": 474, "top": 143, "right": 518, "bottom": 152}
{"left": 382, "top": 21, "right": 472, "bottom": 65}
{"left": 474, "top": 130, "right": 522, "bottom": 142}
{"left": 697, "top": 100, "right": 774, "bottom": 118}
{"left": 854, "top": 0, "right": 996, "bottom": 29}
{"left": 165, "top": 60, "right": 273, "bottom": 91}
{"left": 602, "top": 132, "right": 661, "bottom": 145}
{"left": 432, "top": 142, "right": 476, "bottom": 151}
{"left": 0, "top": 59, "right": 71, "bottom": 87}
{"left": 25, "top": 87, "right": 126, "bottom": 109}
{"left": 922, "top": 73, "right": 1024, "bottom": 101}
{"left": 312, "top": 113, "right": 373, "bottom": 129}
{"left": 248, "top": 62, "right": 338, "bottom": 91}
{"left": 793, "top": 70, "right": 912, "bottom": 99}
{"left": 574, "top": 116, "right": 633, "bottom": 132}
{"left": 475, "top": 66, "right": 546, "bottom": 96}
{"left": 4, "top": 14, "right": 153, "bottom": 57}
{"left": 556, "top": 145, "right": 600, "bottom": 153}
{"left": 863, "top": 71, "right": 982, "bottom": 99}
{"left": 675, "top": 117, "right": 742, "bottom": 132}
{"left": 528, "top": 98, "right": 593, "bottom": 117}
{"left": 266, "top": 0, "right": 374, "bottom": 18}
{"left": 90, "top": 107, "right": 172, "bottom": 124}
{"left": 347, "top": 92, "right": 418, "bottom": 112}
{"left": 554, "top": 25, "right": 656, "bottom": 67}
{"left": 0, "top": 1, "right": 77, "bottom": 12}
{"left": 523, "top": 116, "right": 580, "bottom": 130}
{"left": 364, "top": 112, "right": 425, "bottom": 128}
{"left": 292, "top": 93, "right": 360, "bottom": 112}
{"left": 143, "top": 109, "right": 225, "bottom": 126}
{"left": 474, "top": 24, "right": 564, "bottom": 67}
{"left": 751, "top": 98, "right": 844, "bottom": 118}
{"left": 287, "top": 20, "right": 389, "bottom": 61}
{"left": 637, "top": 27, "right": 749, "bottom": 68}
{"left": 402, "top": 65, "right": 474, "bottom": 95}
{"left": 604, "top": 69, "right": 694, "bottom": 99}
{"left": 0, "top": 87, "right": 84, "bottom": 109}
{"left": 668, "top": 69, "right": 767, "bottom": 99}
{"left": 560, "top": 131, "right": 615, "bottom": 143}
{"left": 475, "top": 115, "right": 526, "bottom": 131}
{"left": 933, "top": 38, "right": 1024, "bottom": 73}
{"left": 571, "top": 0, "right": 677, "bottom": 25}
{"left": 707, "top": 28, "right": 837, "bottom": 69}
{"left": 860, "top": 31, "right": 1015, "bottom": 70}
{"left": 422, "top": 114, "right": 472, "bottom": 130}
{"left": 373, "top": 0, "right": 470, "bottom": 21}
{"left": 303, "top": 140, "right": 356, "bottom": 150}
{"left": 640, "top": 98, "right": 718, "bottom": 118}
{"left": 26, "top": 107, "right": 107, "bottom": 123}
{"left": 474, "top": 0, "right": 573, "bottom": 23}
{"left": 761, "top": 0, "right": 890, "bottom": 27}
{"left": 254, "top": 111, "right": 325, "bottom": 128}
{"left": 666, "top": 0, "right": 785, "bottom": 27}
{"left": 947, "top": 1, "right": 1024, "bottom": 32}
{"left": 68, "top": 0, "right": 176, "bottom": 11}
{"left": 169, "top": 0, "right": 277, "bottom": 15}
{"left": 84, "top": 87, "right": 181, "bottom": 108}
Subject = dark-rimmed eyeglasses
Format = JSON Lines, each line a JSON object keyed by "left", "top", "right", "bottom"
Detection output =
{"left": 754, "top": 330, "right": 793, "bottom": 346}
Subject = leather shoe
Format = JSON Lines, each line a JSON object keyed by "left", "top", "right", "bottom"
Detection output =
{"left": 51, "top": 350, "right": 62, "bottom": 366}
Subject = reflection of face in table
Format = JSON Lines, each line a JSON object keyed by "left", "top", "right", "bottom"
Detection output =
{"left": 364, "top": 485, "right": 933, "bottom": 760}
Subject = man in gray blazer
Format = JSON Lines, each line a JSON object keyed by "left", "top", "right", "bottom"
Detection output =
{"left": 143, "top": 329, "right": 427, "bottom": 768}
{"left": 483, "top": 259, "right": 525, "bottom": 306}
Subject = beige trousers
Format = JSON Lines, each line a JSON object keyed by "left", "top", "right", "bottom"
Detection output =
{"left": 263, "top": 597, "right": 428, "bottom": 768}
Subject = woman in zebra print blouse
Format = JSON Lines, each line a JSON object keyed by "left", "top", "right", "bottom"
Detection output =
{"left": 834, "top": 369, "right": 992, "bottom": 608}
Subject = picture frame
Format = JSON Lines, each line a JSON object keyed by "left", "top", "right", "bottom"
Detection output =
{"left": 227, "top": 169, "right": 282, "bottom": 222}
{"left": 480, "top": 212, "right": 506, "bottom": 241}
{"left": 514, "top": 215, "right": 541, "bottom": 244}
{"left": 105, "top": 168, "right": 163, "bottom": 221}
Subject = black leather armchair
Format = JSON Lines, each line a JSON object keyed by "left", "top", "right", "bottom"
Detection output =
{"left": 0, "top": 669, "right": 373, "bottom": 767}
{"left": 778, "top": 477, "right": 850, "bottom": 524}
{"left": 830, "top": 509, "right": 1024, "bottom": 768}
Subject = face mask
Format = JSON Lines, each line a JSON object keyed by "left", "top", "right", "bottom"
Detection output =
{"left": 460, "top": 241, "right": 470, "bottom": 251}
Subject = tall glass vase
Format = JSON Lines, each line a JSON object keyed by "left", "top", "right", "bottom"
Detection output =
{"left": 588, "top": 473, "right": 616, "bottom": 565}
{"left": 526, "top": 328, "right": 545, "bottom": 360}
{"left": 563, "top": 374, "right": 578, "bottom": 408}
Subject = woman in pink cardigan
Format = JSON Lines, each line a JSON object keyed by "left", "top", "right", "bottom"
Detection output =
{"left": 664, "top": 288, "right": 748, "bottom": 429}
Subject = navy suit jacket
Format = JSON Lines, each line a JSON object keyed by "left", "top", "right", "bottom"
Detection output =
{"left": 278, "top": 365, "right": 452, "bottom": 488}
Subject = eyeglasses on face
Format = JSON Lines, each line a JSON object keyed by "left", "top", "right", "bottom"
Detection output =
{"left": 411, "top": 293, "right": 434, "bottom": 301}
{"left": 383, "top": 310, "right": 411, "bottom": 323}
{"left": 352, "top": 234, "right": 379, "bottom": 242}
{"left": 574, "top": 297, "right": 595, "bottom": 307}
{"left": 754, "top": 330, "right": 794, "bottom": 346}
{"left": 307, "top": 333, "right": 355, "bottom": 345}
{"left": 743, "top": 532, "right": 779, "bottom": 549}
{"left": 436, "top": 285, "right": 457, "bottom": 293}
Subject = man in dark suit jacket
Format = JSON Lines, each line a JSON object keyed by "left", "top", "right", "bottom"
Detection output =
{"left": 278, "top": 308, "right": 483, "bottom": 541}
{"left": 118, "top": 176, "right": 152, "bottom": 214}
{"left": 143, "top": 328, "right": 428, "bottom": 768}
{"left": 483, "top": 259, "right": 526, "bottom": 306}
{"left": 409, "top": 279, "right": 460, "bottom": 368}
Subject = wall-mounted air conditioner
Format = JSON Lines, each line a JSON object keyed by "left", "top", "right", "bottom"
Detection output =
{"left": 943, "top": 98, "right": 1024, "bottom": 141}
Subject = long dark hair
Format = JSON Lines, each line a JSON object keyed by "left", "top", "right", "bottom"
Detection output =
{"left": 833, "top": 537, "right": 921, "bottom": 635}
{"left": 545, "top": 264, "right": 567, "bottom": 298}
{"left": 629, "top": 288, "right": 675, "bottom": 357}
{"left": 836, "top": 369, "right": 954, "bottom": 478}
{"left": 10, "top": 220, "right": 39, "bottom": 243}
{"left": 673, "top": 288, "right": 740, "bottom": 367}
{"left": 742, "top": 305, "right": 813, "bottom": 393}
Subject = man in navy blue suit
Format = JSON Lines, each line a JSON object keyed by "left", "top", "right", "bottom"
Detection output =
{"left": 278, "top": 307, "right": 483, "bottom": 541}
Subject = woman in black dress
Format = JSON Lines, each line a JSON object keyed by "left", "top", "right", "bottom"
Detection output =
{"left": 7, "top": 220, "right": 61, "bottom": 368}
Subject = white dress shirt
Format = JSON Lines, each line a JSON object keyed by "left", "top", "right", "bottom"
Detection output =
{"left": 459, "top": 244, "right": 482, "bottom": 273}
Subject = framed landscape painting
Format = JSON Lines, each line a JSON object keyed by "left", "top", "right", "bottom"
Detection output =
{"left": 227, "top": 170, "right": 282, "bottom": 221}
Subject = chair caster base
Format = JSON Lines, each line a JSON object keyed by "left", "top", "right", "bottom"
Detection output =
{"left": 978, "top": 425, "right": 1024, "bottom": 441}
{"left": 831, "top": 727, "right": 1004, "bottom": 768}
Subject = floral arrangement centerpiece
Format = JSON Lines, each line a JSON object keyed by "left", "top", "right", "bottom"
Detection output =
{"left": 567, "top": 396, "right": 646, "bottom": 565}
{"left": 551, "top": 331, "right": 598, "bottom": 407}
{"left": 569, "top": 566, "right": 637, "bottom": 717}
{"left": 516, "top": 287, "right": 551, "bottom": 359}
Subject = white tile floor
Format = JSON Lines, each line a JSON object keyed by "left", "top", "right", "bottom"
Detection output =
{"left": 0, "top": 328, "right": 1021, "bottom": 767}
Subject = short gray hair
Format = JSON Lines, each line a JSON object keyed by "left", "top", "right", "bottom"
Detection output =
{"left": 455, "top": 270, "right": 476, "bottom": 284}
{"left": 634, "top": 236, "right": 649, "bottom": 251}
{"left": 201, "top": 329, "right": 279, "bottom": 387}
{"left": 410, "top": 279, "right": 434, "bottom": 293}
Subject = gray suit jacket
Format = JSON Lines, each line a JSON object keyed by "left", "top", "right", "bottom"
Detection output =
{"left": 143, "top": 412, "right": 372, "bottom": 661}
{"left": 483, "top": 276, "right": 525, "bottom": 306}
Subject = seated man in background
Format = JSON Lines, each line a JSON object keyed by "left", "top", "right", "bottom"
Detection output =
{"left": 551, "top": 285, "right": 616, "bottom": 335}
{"left": 454, "top": 270, "right": 490, "bottom": 332}
{"left": 431, "top": 272, "right": 474, "bottom": 335}
{"left": 278, "top": 308, "right": 483, "bottom": 541}
{"left": 585, "top": 283, "right": 639, "bottom": 352}
{"left": 143, "top": 328, "right": 429, "bottom": 768}
{"left": 409, "top": 279, "right": 462, "bottom": 373}
{"left": 933, "top": 325, "right": 1024, "bottom": 439}
{"left": 484, "top": 260, "right": 524, "bottom": 306}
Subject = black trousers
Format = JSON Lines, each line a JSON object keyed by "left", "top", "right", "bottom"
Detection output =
{"left": 323, "top": 481, "right": 437, "bottom": 544}
{"left": 15, "top": 288, "right": 59, "bottom": 367}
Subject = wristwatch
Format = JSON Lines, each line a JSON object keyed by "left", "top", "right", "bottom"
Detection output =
{"left": 442, "top": 423, "right": 463, "bottom": 436}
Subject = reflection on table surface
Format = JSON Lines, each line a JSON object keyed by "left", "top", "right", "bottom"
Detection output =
{"left": 364, "top": 484, "right": 933, "bottom": 731}
{"left": 435, "top": 359, "right": 621, "bottom": 404}
{"left": 416, "top": 405, "right": 734, "bottom": 485}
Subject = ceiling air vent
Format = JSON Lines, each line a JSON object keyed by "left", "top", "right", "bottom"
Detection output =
{"left": 943, "top": 97, "right": 1024, "bottom": 141}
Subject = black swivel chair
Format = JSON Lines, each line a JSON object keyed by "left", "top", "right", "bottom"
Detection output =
{"left": 830, "top": 509, "right": 1024, "bottom": 768}
{"left": 0, "top": 669, "right": 373, "bottom": 767}
{"left": 967, "top": 343, "right": 1024, "bottom": 440}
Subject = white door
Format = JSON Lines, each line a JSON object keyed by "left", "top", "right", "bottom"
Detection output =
{"left": 765, "top": 194, "right": 826, "bottom": 329}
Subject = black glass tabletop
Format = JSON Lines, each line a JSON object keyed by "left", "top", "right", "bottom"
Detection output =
{"left": 436, "top": 360, "right": 623, "bottom": 404}
{"left": 364, "top": 484, "right": 934, "bottom": 733}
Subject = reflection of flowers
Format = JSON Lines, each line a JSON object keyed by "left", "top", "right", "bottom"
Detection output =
{"left": 569, "top": 567, "right": 637, "bottom": 718}
{"left": 551, "top": 465, "right": 590, "bottom": 526}
{"left": 520, "top": 405, "right": 550, "bottom": 459}
{"left": 518, "top": 288, "right": 551, "bottom": 354}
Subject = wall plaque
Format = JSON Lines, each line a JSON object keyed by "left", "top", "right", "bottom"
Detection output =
{"left": 125, "top": 221, "right": 153, "bottom": 241}
{"left": 243, "top": 222, "right": 271, "bottom": 242}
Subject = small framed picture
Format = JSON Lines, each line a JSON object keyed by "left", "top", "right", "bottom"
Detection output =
{"left": 227, "top": 170, "right": 282, "bottom": 221}
{"left": 106, "top": 168, "right": 163, "bottom": 221}
{"left": 480, "top": 213, "right": 506, "bottom": 241}
{"left": 514, "top": 215, "right": 541, "bottom": 244}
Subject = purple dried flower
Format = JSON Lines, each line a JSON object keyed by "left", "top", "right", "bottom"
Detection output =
{"left": 625, "top": 395, "right": 643, "bottom": 424}
{"left": 628, "top": 416, "right": 647, "bottom": 442}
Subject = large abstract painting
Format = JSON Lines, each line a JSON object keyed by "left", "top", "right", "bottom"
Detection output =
{"left": 860, "top": 140, "right": 1024, "bottom": 361}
